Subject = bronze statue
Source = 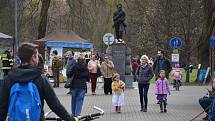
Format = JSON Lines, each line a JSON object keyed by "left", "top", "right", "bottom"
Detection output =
{"left": 113, "top": 4, "right": 126, "bottom": 42}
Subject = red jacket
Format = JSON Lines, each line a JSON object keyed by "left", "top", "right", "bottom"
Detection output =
{"left": 131, "top": 59, "right": 138, "bottom": 73}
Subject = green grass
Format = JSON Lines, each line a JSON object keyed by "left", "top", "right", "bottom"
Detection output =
{"left": 151, "top": 69, "right": 198, "bottom": 85}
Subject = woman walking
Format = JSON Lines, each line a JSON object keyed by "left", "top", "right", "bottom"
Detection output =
{"left": 101, "top": 55, "right": 115, "bottom": 95}
{"left": 136, "top": 55, "right": 154, "bottom": 112}
{"left": 88, "top": 54, "right": 100, "bottom": 95}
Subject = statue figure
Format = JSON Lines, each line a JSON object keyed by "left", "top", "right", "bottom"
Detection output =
{"left": 113, "top": 4, "right": 126, "bottom": 42}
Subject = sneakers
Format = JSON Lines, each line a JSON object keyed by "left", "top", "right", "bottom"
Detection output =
{"left": 160, "top": 110, "right": 163, "bottom": 113}
{"left": 140, "top": 108, "right": 143, "bottom": 112}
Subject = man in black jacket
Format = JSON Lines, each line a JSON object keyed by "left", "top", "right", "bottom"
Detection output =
{"left": 0, "top": 43, "right": 77, "bottom": 121}
{"left": 153, "top": 50, "right": 172, "bottom": 79}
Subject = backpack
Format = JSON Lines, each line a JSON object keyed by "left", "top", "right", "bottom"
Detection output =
{"left": 8, "top": 81, "right": 41, "bottom": 121}
{"left": 52, "top": 56, "right": 60, "bottom": 69}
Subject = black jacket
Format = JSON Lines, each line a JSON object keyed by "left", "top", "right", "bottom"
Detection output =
{"left": 153, "top": 58, "right": 172, "bottom": 77}
{"left": 0, "top": 64, "right": 75, "bottom": 121}
{"left": 66, "top": 57, "right": 76, "bottom": 77}
{"left": 70, "top": 61, "right": 89, "bottom": 89}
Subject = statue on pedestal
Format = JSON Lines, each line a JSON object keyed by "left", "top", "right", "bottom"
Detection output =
{"left": 113, "top": 4, "right": 126, "bottom": 43}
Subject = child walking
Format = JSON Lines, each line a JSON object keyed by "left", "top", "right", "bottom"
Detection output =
{"left": 154, "top": 70, "right": 171, "bottom": 113}
{"left": 112, "top": 73, "right": 125, "bottom": 113}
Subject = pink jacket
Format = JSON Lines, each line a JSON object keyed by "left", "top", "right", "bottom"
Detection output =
{"left": 172, "top": 68, "right": 182, "bottom": 80}
{"left": 88, "top": 60, "right": 100, "bottom": 73}
{"left": 154, "top": 78, "right": 170, "bottom": 95}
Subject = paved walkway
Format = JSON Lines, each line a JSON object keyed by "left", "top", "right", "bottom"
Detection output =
{"left": 44, "top": 82, "right": 210, "bottom": 121}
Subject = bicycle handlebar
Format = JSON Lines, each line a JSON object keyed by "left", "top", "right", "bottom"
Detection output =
{"left": 45, "top": 106, "right": 104, "bottom": 121}
{"left": 78, "top": 106, "right": 104, "bottom": 120}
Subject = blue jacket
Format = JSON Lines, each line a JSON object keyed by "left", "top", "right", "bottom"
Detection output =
{"left": 208, "top": 92, "right": 215, "bottom": 120}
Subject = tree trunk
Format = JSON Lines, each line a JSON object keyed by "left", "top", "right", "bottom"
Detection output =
{"left": 198, "top": 0, "right": 214, "bottom": 68}
{"left": 37, "top": 0, "right": 51, "bottom": 39}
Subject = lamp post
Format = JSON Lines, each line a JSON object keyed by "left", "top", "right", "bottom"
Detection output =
{"left": 15, "top": 0, "right": 19, "bottom": 52}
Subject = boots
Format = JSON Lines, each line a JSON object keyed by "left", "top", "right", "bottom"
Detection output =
{"left": 117, "top": 106, "right": 121, "bottom": 113}
{"left": 160, "top": 100, "right": 164, "bottom": 113}
{"left": 115, "top": 106, "right": 121, "bottom": 113}
{"left": 115, "top": 106, "right": 118, "bottom": 112}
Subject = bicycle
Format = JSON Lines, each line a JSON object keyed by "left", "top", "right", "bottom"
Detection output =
{"left": 173, "top": 79, "right": 181, "bottom": 91}
{"left": 45, "top": 106, "right": 104, "bottom": 121}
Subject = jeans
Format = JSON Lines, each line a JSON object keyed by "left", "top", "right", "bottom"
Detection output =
{"left": 138, "top": 83, "right": 149, "bottom": 109}
{"left": 70, "top": 88, "right": 86, "bottom": 116}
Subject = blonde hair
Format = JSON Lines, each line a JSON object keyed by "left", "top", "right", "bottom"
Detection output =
{"left": 112, "top": 73, "right": 120, "bottom": 81}
{"left": 140, "top": 55, "right": 149, "bottom": 63}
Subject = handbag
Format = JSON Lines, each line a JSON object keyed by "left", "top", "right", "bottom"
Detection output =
{"left": 64, "top": 74, "right": 75, "bottom": 89}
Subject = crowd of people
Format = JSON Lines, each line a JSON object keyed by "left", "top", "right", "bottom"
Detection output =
{"left": 0, "top": 42, "right": 215, "bottom": 121}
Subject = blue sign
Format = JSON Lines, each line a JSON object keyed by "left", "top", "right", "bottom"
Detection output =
{"left": 169, "top": 37, "right": 182, "bottom": 49}
{"left": 210, "top": 37, "right": 215, "bottom": 47}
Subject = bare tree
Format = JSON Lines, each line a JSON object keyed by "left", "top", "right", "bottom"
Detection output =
{"left": 37, "top": 0, "right": 51, "bottom": 39}
{"left": 198, "top": 0, "right": 215, "bottom": 68}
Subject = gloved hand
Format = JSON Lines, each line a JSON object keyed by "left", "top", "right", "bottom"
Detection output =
{"left": 74, "top": 117, "right": 79, "bottom": 121}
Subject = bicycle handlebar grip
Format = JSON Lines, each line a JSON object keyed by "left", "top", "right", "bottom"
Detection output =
{"left": 45, "top": 117, "right": 62, "bottom": 121}
{"left": 91, "top": 113, "right": 102, "bottom": 117}
{"left": 79, "top": 113, "right": 101, "bottom": 120}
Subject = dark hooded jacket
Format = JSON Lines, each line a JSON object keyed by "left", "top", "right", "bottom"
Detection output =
{"left": 70, "top": 61, "right": 89, "bottom": 89}
{"left": 0, "top": 64, "right": 75, "bottom": 121}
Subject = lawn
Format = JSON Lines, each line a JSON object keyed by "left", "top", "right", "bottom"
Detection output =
{"left": 151, "top": 69, "right": 198, "bottom": 84}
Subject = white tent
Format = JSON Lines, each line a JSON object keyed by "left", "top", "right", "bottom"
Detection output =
{"left": 0, "top": 32, "right": 14, "bottom": 47}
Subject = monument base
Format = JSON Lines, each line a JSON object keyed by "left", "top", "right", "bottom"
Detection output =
{"left": 107, "top": 43, "right": 133, "bottom": 88}
{"left": 124, "top": 75, "right": 135, "bottom": 89}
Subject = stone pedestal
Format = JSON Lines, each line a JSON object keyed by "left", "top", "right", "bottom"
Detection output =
{"left": 107, "top": 43, "right": 134, "bottom": 88}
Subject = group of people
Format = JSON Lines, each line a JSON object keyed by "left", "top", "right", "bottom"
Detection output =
{"left": 135, "top": 52, "right": 172, "bottom": 113}
{"left": 2, "top": 42, "right": 208, "bottom": 121}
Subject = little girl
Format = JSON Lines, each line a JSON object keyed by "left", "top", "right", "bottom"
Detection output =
{"left": 154, "top": 70, "right": 170, "bottom": 113}
{"left": 112, "top": 73, "right": 125, "bottom": 113}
